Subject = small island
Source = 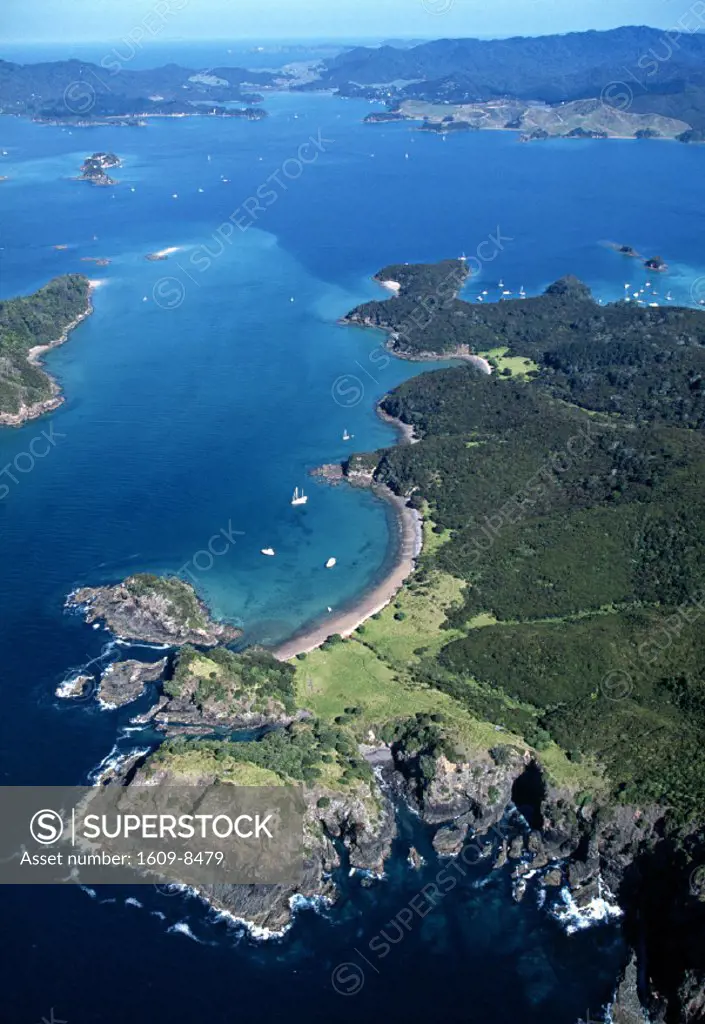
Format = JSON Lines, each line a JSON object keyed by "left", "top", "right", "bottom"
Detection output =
{"left": 67, "top": 574, "right": 241, "bottom": 647}
{"left": 616, "top": 244, "right": 641, "bottom": 258}
{"left": 77, "top": 152, "right": 121, "bottom": 186}
{"left": 644, "top": 254, "right": 668, "bottom": 272}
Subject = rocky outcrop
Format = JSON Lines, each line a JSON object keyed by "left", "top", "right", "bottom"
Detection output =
{"left": 397, "top": 745, "right": 531, "bottom": 831}
{"left": 98, "top": 658, "right": 167, "bottom": 708}
{"left": 432, "top": 821, "right": 469, "bottom": 857}
{"left": 55, "top": 674, "right": 94, "bottom": 699}
{"left": 78, "top": 152, "right": 121, "bottom": 186}
{"left": 609, "top": 955, "right": 649, "bottom": 1024}
{"left": 67, "top": 574, "right": 241, "bottom": 646}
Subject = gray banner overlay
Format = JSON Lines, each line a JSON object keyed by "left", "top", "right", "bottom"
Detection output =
{"left": 0, "top": 786, "right": 304, "bottom": 886}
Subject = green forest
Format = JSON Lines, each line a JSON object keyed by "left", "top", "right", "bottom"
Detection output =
{"left": 353, "top": 265, "right": 705, "bottom": 824}
{"left": 0, "top": 274, "right": 91, "bottom": 415}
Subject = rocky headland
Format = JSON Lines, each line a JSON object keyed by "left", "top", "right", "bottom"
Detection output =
{"left": 67, "top": 573, "right": 241, "bottom": 647}
{"left": 134, "top": 645, "right": 301, "bottom": 736}
{"left": 97, "top": 657, "right": 168, "bottom": 709}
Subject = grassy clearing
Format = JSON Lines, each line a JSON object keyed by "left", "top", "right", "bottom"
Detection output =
{"left": 360, "top": 569, "right": 466, "bottom": 666}
{"left": 478, "top": 346, "right": 539, "bottom": 378}
{"left": 295, "top": 637, "right": 521, "bottom": 757}
{"left": 150, "top": 749, "right": 285, "bottom": 786}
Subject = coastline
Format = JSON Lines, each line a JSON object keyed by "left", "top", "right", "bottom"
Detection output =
{"left": 0, "top": 290, "right": 95, "bottom": 428}
{"left": 273, "top": 480, "right": 423, "bottom": 661}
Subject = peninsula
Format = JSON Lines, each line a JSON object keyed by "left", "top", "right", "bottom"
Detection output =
{"left": 364, "top": 98, "right": 689, "bottom": 142}
{"left": 0, "top": 274, "right": 92, "bottom": 426}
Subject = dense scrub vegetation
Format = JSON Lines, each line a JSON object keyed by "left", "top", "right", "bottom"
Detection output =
{"left": 0, "top": 274, "right": 91, "bottom": 414}
{"left": 154, "top": 719, "right": 374, "bottom": 786}
{"left": 352, "top": 264, "right": 705, "bottom": 824}
{"left": 126, "top": 574, "right": 210, "bottom": 631}
{"left": 166, "top": 645, "right": 297, "bottom": 715}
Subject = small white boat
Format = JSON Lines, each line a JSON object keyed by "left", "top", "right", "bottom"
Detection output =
{"left": 172, "top": 193, "right": 178, "bottom": 199}
{"left": 498, "top": 279, "right": 504, "bottom": 289}
{"left": 291, "top": 487, "right": 308, "bottom": 506}
{"left": 519, "top": 286, "right": 526, "bottom": 299}
{"left": 666, "top": 291, "right": 673, "bottom": 301}
{"left": 261, "top": 548, "right": 275, "bottom": 557}
{"left": 197, "top": 187, "right": 204, "bottom": 193}
{"left": 342, "top": 430, "right": 353, "bottom": 441}
{"left": 325, "top": 558, "right": 337, "bottom": 569}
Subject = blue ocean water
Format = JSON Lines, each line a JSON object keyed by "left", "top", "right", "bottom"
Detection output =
{"left": 1, "top": 81, "right": 705, "bottom": 1023}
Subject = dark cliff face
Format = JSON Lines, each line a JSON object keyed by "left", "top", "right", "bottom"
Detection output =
{"left": 618, "top": 830, "right": 705, "bottom": 1024}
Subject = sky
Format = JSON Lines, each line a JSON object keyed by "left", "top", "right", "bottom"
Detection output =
{"left": 0, "top": 0, "right": 696, "bottom": 44}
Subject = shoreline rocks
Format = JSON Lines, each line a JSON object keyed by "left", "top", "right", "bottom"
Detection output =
{"left": 97, "top": 658, "right": 167, "bottom": 708}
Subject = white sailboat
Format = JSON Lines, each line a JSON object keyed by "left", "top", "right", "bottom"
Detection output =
{"left": 342, "top": 429, "right": 353, "bottom": 441}
{"left": 261, "top": 548, "right": 275, "bottom": 557}
{"left": 291, "top": 487, "right": 308, "bottom": 506}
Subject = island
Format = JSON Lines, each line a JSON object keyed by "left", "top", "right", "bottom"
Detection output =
{"left": 0, "top": 274, "right": 92, "bottom": 426}
{"left": 66, "top": 574, "right": 241, "bottom": 647}
{"left": 644, "top": 254, "right": 668, "bottom": 271}
{"left": 615, "top": 244, "right": 641, "bottom": 258}
{"left": 77, "top": 152, "right": 121, "bottom": 186}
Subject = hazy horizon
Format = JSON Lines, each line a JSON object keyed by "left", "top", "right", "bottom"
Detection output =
{"left": 0, "top": 0, "right": 697, "bottom": 45}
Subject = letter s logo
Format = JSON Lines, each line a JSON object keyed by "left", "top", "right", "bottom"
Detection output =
{"left": 30, "top": 809, "right": 64, "bottom": 845}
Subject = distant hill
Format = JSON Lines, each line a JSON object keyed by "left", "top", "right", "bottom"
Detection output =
{"left": 0, "top": 59, "right": 276, "bottom": 120}
{"left": 310, "top": 27, "right": 705, "bottom": 130}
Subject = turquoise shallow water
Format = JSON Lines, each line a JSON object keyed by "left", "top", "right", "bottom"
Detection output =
{"left": 1, "top": 81, "right": 705, "bottom": 1023}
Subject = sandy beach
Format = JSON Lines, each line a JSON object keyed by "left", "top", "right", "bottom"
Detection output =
{"left": 273, "top": 484, "right": 423, "bottom": 661}
{"left": 379, "top": 279, "right": 401, "bottom": 293}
